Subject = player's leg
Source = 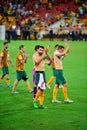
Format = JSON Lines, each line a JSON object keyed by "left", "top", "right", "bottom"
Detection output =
{"left": 52, "top": 84, "right": 61, "bottom": 103}
{"left": 32, "top": 68, "right": 37, "bottom": 98}
{"left": 12, "top": 70, "right": 21, "bottom": 93}
{"left": 39, "top": 90, "right": 47, "bottom": 109}
{"left": 12, "top": 79, "right": 19, "bottom": 93}
{"left": 22, "top": 71, "right": 33, "bottom": 92}
{"left": 0, "top": 74, "right": 5, "bottom": 86}
{"left": 33, "top": 88, "right": 41, "bottom": 108}
{"left": 63, "top": 83, "right": 73, "bottom": 103}
{"left": 25, "top": 79, "right": 33, "bottom": 92}
{"left": 33, "top": 83, "right": 37, "bottom": 98}
{"left": 0, "top": 67, "right": 6, "bottom": 86}
{"left": 5, "top": 74, "right": 13, "bottom": 88}
{"left": 47, "top": 76, "right": 55, "bottom": 87}
{"left": 4, "top": 67, "right": 13, "bottom": 87}
{"left": 52, "top": 69, "right": 61, "bottom": 103}
{"left": 62, "top": 83, "right": 68, "bottom": 100}
{"left": 39, "top": 90, "right": 44, "bottom": 106}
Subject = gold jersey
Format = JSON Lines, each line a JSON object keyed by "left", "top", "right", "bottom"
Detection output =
{"left": 0, "top": 49, "right": 10, "bottom": 67}
{"left": 16, "top": 51, "right": 25, "bottom": 71}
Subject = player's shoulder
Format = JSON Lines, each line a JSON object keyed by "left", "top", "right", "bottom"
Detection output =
{"left": 33, "top": 52, "right": 38, "bottom": 57}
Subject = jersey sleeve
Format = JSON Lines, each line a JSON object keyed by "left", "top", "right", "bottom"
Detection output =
{"left": 18, "top": 54, "right": 22, "bottom": 60}
{"left": 0, "top": 51, "right": 4, "bottom": 57}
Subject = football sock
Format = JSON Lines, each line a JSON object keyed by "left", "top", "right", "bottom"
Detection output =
{"left": 33, "top": 87, "right": 37, "bottom": 98}
{"left": 62, "top": 87, "right": 68, "bottom": 100}
{"left": 0, "top": 78, "right": 2, "bottom": 84}
{"left": 27, "top": 85, "right": 32, "bottom": 91}
{"left": 0, "top": 78, "right": 2, "bottom": 82}
{"left": 53, "top": 87, "right": 58, "bottom": 100}
{"left": 39, "top": 91, "right": 44, "bottom": 106}
{"left": 34, "top": 89, "right": 41, "bottom": 102}
{"left": 47, "top": 76, "right": 55, "bottom": 86}
{"left": 6, "top": 79, "right": 10, "bottom": 86}
{"left": 12, "top": 85, "right": 16, "bottom": 91}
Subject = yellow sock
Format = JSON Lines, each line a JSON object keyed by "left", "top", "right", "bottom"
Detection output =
{"left": 0, "top": 78, "right": 2, "bottom": 82}
{"left": 62, "top": 87, "right": 68, "bottom": 100}
{"left": 39, "top": 91, "right": 44, "bottom": 106}
{"left": 12, "top": 86, "right": 15, "bottom": 91}
{"left": 47, "top": 76, "right": 55, "bottom": 86}
{"left": 53, "top": 87, "right": 58, "bottom": 100}
{"left": 6, "top": 79, "right": 10, "bottom": 86}
{"left": 34, "top": 89, "right": 41, "bottom": 102}
{"left": 27, "top": 85, "right": 31, "bottom": 90}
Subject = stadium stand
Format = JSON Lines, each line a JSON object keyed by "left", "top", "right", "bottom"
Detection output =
{"left": 0, "top": 0, "right": 87, "bottom": 40}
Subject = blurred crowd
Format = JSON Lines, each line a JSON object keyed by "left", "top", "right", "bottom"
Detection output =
{"left": 0, "top": 0, "right": 87, "bottom": 40}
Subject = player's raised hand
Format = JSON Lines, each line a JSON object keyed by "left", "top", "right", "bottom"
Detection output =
{"left": 24, "top": 54, "right": 29, "bottom": 63}
{"left": 24, "top": 54, "right": 29, "bottom": 59}
{"left": 64, "top": 39, "right": 69, "bottom": 53}
{"left": 44, "top": 45, "right": 50, "bottom": 54}
{"left": 64, "top": 39, "right": 69, "bottom": 46}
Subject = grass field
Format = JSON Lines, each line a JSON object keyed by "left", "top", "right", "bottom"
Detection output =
{"left": 0, "top": 40, "right": 87, "bottom": 130}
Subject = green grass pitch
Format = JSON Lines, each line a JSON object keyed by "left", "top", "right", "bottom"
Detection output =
{"left": 0, "top": 40, "right": 87, "bottom": 130}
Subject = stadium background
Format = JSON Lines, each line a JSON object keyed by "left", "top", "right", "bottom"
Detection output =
{"left": 0, "top": 0, "right": 87, "bottom": 130}
{"left": 0, "top": 0, "right": 87, "bottom": 41}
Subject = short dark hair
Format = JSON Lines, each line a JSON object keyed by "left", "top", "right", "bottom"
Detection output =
{"left": 4, "top": 42, "right": 8, "bottom": 45}
{"left": 34, "top": 45, "right": 45, "bottom": 51}
{"left": 55, "top": 44, "right": 59, "bottom": 48}
{"left": 34, "top": 45, "right": 40, "bottom": 51}
{"left": 58, "top": 45, "right": 64, "bottom": 49}
{"left": 19, "top": 45, "right": 24, "bottom": 50}
{"left": 40, "top": 45, "right": 44, "bottom": 49}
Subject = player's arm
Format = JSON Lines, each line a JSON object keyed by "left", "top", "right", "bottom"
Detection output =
{"left": 23, "top": 54, "right": 29, "bottom": 63}
{"left": 18, "top": 54, "right": 29, "bottom": 64}
{"left": 7, "top": 52, "right": 14, "bottom": 66}
{"left": 0, "top": 51, "right": 3, "bottom": 68}
{"left": 64, "top": 39, "right": 69, "bottom": 54}
{"left": 7, "top": 58, "right": 14, "bottom": 66}
{"left": 55, "top": 41, "right": 69, "bottom": 57}
{"left": 44, "top": 45, "right": 52, "bottom": 64}
{"left": 55, "top": 51, "right": 66, "bottom": 57}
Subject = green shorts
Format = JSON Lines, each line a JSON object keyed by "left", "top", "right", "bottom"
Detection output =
{"left": 16, "top": 70, "right": 28, "bottom": 81}
{"left": 2, "top": 67, "right": 9, "bottom": 75}
{"left": 35, "top": 71, "right": 46, "bottom": 85}
{"left": 55, "top": 69, "right": 66, "bottom": 85}
{"left": 53, "top": 68, "right": 56, "bottom": 76}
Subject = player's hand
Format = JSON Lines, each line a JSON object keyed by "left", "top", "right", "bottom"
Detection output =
{"left": 64, "top": 39, "right": 69, "bottom": 47}
{"left": 44, "top": 45, "right": 50, "bottom": 54}
{"left": 64, "top": 39, "right": 68, "bottom": 42}
{"left": 0, "top": 65, "right": 2, "bottom": 69}
{"left": 24, "top": 54, "right": 29, "bottom": 59}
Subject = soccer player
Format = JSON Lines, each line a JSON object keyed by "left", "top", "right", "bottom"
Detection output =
{"left": 0, "top": 42, "right": 13, "bottom": 87}
{"left": 32, "top": 45, "right": 40, "bottom": 99}
{"left": 47, "top": 44, "right": 59, "bottom": 88}
{"left": 12, "top": 45, "right": 33, "bottom": 94}
{"left": 52, "top": 40, "right": 73, "bottom": 103}
{"left": 33, "top": 45, "right": 51, "bottom": 109}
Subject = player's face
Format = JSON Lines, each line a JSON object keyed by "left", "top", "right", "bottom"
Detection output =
{"left": 56, "top": 46, "right": 59, "bottom": 50}
{"left": 22, "top": 47, "right": 26, "bottom": 52}
{"left": 38, "top": 48, "right": 44, "bottom": 55}
{"left": 4, "top": 43, "right": 8, "bottom": 49}
{"left": 59, "top": 48, "right": 64, "bottom": 53}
